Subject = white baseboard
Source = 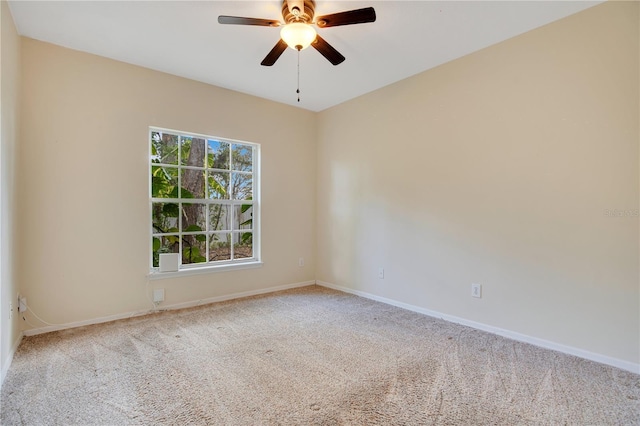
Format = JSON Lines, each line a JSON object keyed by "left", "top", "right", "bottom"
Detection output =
{"left": 1, "top": 332, "right": 23, "bottom": 390}
{"left": 316, "top": 280, "right": 640, "bottom": 375}
{"left": 23, "top": 280, "right": 316, "bottom": 337}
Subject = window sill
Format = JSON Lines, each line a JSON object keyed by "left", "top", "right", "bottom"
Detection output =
{"left": 148, "top": 261, "right": 263, "bottom": 280}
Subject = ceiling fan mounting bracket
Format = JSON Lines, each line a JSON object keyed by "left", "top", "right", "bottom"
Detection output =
{"left": 282, "top": 0, "right": 315, "bottom": 24}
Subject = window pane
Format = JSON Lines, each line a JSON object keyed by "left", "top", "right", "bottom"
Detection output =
{"left": 209, "top": 233, "right": 231, "bottom": 262}
{"left": 208, "top": 172, "right": 230, "bottom": 199}
{"left": 151, "top": 132, "right": 178, "bottom": 165}
{"left": 181, "top": 203, "right": 206, "bottom": 233}
{"left": 233, "top": 204, "right": 253, "bottom": 230}
{"left": 152, "top": 203, "right": 179, "bottom": 234}
{"left": 182, "top": 234, "right": 207, "bottom": 265}
{"left": 181, "top": 137, "right": 206, "bottom": 167}
{"left": 152, "top": 235, "right": 180, "bottom": 267}
{"left": 232, "top": 144, "right": 252, "bottom": 172}
{"left": 151, "top": 166, "right": 178, "bottom": 198}
{"left": 233, "top": 232, "right": 253, "bottom": 259}
{"left": 209, "top": 204, "right": 230, "bottom": 231}
{"left": 207, "top": 140, "right": 229, "bottom": 170}
{"left": 181, "top": 168, "right": 205, "bottom": 199}
{"left": 232, "top": 173, "right": 252, "bottom": 200}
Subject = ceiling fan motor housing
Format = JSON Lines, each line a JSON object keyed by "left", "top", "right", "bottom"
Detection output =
{"left": 282, "top": 0, "right": 315, "bottom": 24}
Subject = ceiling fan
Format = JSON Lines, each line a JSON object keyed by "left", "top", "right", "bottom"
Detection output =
{"left": 218, "top": 0, "right": 376, "bottom": 66}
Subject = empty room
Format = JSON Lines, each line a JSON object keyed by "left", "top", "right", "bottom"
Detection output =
{"left": 0, "top": 0, "right": 638, "bottom": 424}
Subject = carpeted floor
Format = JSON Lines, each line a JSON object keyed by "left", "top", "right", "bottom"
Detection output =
{"left": 1, "top": 285, "right": 638, "bottom": 425}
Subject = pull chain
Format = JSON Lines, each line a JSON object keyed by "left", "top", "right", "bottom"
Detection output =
{"left": 296, "top": 48, "right": 301, "bottom": 102}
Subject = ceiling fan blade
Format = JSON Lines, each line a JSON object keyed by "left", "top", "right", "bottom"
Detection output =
{"left": 218, "top": 15, "right": 280, "bottom": 27}
{"left": 311, "top": 35, "right": 345, "bottom": 66}
{"left": 261, "top": 39, "right": 288, "bottom": 66}
{"left": 315, "top": 7, "right": 376, "bottom": 28}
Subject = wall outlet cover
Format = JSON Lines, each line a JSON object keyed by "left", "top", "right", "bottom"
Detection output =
{"left": 471, "top": 283, "right": 482, "bottom": 298}
{"left": 153, "top": 288, "right": 165, "bottom": 303}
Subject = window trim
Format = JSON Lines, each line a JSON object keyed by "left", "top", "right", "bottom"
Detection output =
{"left": 148, "top": 260, "right": 263, "bottom": 280}
{"left": 149, "top": 127, "right": 261, "bottom": 275}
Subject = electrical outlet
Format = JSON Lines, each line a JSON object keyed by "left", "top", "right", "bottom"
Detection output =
{"left": 298, "top": 257, "right": 304, "bottom": 267}
{"left": 378, "top": 268, "right": 384, "bottom": 279}
{"left": 471, "top": 283, "right": 482, "bottom": 298}
{"left": 18, "top": 297, "right": 27, "bottom": 313}
{"left": 153, "top": 288, "right": 165, "bottom": 303}
{"left": 9, "top": 302, "right": 12, "bottom": 320}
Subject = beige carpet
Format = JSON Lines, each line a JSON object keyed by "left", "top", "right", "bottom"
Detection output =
{"left": 1, "top": 285, "right": 638, "bottom": 425}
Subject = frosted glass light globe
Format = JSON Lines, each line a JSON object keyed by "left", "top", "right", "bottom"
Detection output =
{"left": 280, "top": 23, "right": 317, "bottom": 50}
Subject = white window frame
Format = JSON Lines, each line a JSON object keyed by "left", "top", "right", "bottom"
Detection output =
{"left": 148, "top": 127, "right": 261, "bottom": 279}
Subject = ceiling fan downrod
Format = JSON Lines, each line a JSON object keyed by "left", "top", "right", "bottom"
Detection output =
{"left": 297, "top": 49, "right": 301, "bottom": 102}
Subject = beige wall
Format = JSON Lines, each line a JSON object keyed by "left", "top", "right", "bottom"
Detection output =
{"left": 317, "top": 1, "right": 639, "bottom": 364}
{"left": 1, "top": 0, "right": 21, "bottom": 381}
{"left": 18, "top": 39, "right": 316, "bottom": 325}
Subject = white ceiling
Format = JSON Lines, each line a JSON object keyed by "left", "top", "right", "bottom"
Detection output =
{"left": 8, "top": 1, "right": 602, "bottom": 112}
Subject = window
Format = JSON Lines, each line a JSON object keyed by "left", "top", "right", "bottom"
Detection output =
{"left": 150, "top": 128, "right": 259, "bottom": 273}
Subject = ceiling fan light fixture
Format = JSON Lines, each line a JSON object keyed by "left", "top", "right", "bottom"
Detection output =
{"left": 280, "top": 22, "right": 317, "bottom": 50}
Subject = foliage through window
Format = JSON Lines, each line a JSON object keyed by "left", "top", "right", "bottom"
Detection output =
{"left": 150, "top": 128, "right": 259, "bottom": 270}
